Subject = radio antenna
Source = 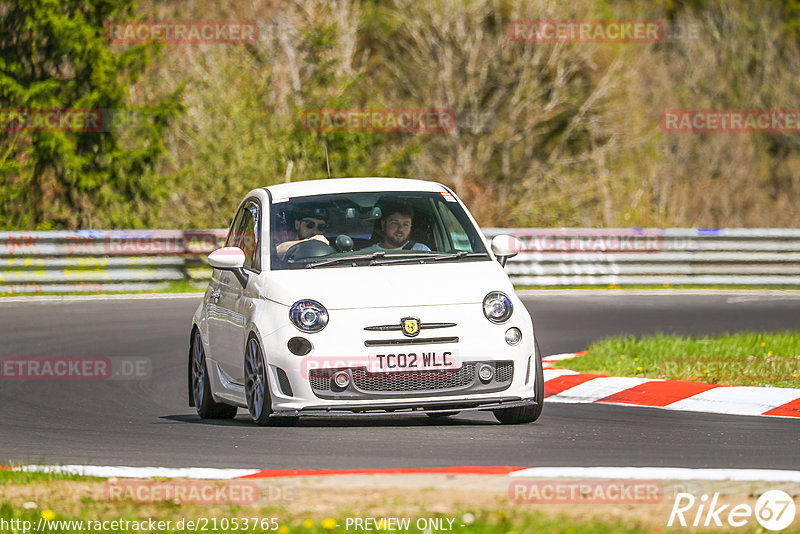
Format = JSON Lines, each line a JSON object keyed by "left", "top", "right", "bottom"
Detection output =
{"left": 324, "top": 143, "right": 332, "bottom": 179}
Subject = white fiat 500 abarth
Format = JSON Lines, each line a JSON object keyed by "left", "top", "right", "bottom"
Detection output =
{"left": 188, "top": 178, "right": 543, "bottom": 425}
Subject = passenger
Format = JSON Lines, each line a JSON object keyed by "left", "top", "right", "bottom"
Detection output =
{"left": 361, "top": 202, "right": 431, "bottom": 251}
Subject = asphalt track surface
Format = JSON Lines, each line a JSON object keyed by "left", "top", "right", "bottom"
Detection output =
{"left": 0, "top": 292, "right": 798, "bottom": 470}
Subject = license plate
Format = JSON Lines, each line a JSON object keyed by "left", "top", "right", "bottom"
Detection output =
{"left": 367, "top": 350, "right": 461, "bottom": 373}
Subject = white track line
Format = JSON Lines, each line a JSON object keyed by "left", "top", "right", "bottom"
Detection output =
{"left": 510, "top": 467, "right": 800, "bottom": 482}
{"left": 542, "top": 353, "right": 586, "bottom": 362}
{"left": 542, "top": 368, "right": 581, "bottom": 380}
{"left": 14, "top": 465, "right": 259, "bottom": 479}
{"left": 13, "top": 464, "right": 800, "bottom": 482}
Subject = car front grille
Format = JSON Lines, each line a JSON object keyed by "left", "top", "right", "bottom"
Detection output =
{"left": 351, "top": 365, "right": 476, "bottom": 392}
{"left": 308, "top": 361, "right": 513, "bottom": 399}
{"left": 309, "top": 371, "right": 333, "bottom": 392}
{"left": 496, "top": 361, "right": 514, "bottom": 383}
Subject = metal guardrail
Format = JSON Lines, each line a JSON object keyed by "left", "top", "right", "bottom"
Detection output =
{"left": 484, "top": 228, "right": 800, "bottom": 286}
{"left": 0, "top": 230, "right": 227, "bottom": 294}
{"left": 1, "top": 228, "right": 799, "bottom": 293}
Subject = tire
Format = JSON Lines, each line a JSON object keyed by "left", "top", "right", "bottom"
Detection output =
{"left": 493, "top": 340, "right": 544, "bottom": 425}
{"left": 244, "top": 335, "right": 299, "bottom": 427}
{"left": 191, "top": 329, "right": 238, "bottom": 419}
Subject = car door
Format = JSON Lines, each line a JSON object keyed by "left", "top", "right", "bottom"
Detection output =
{"left": 214, "top": 199, "right": 261, "bottom": 383}
{"left": 206, "top": 202, "right": 247, "bottom": 380}
{"left": 206, "top": 205, "right": 244, "bottom": 364}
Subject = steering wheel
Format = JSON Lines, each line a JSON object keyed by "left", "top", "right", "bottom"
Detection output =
{"left": 285, "top": 239, "right": 336, "bottom": 262}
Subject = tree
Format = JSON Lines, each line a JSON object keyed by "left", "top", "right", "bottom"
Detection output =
{"left": 0, "top": 0, "right": 182, "bottom": 229}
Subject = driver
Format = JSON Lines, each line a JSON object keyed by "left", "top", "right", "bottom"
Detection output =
{"left": 361, "top": 202, "right": 430, "bottom": 252}
{"left": 276, "top": 208, "right": 329, "bottom": 259}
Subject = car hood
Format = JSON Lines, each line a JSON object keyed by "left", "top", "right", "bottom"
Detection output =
{"left": 262, "top": 260, "right": 514, "bottom": 309}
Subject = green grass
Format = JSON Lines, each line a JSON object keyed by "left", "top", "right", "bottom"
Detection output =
{"left": 3, "top": 472, "right": 798, "bottom": 533}
{"left": 559, "top": 331, "right": 800, "bottom": 388}
{"left": 0, "top": 469, "right": 103, "bottom": 484}
{"left": 0, "top": 471, "right": 648, "bottom": 532}
{"left": 0, "top": 471, "right": 652, "bottom": 533}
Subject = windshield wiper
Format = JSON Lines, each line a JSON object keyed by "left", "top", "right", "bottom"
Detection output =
{"left": 432, "top": 251, "right": 489, "bottom": 261}
{"left": 368, "top": 253, "right": 436, "bottom": 266}
{"left": 306, "top": 250, "right": 489, "bottom": 268}
{"left": 369, "top": 251, "right": 489, "bottom": 266}
{"left": 305, "top": 251, "right": 386, "bottom": 269}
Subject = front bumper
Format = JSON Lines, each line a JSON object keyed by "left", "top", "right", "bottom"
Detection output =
{"left": 256, "top": 300, "right": 536, "bottom": 413}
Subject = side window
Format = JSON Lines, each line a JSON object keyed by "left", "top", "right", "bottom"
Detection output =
{"left": 437, "top": 202, "right": 471, "bottom": 251}
{"left": 225, "top": 206, "right": 246, "bottom": 247}
{"left": 228, "top": 200, "right": 260, "bottom": 270}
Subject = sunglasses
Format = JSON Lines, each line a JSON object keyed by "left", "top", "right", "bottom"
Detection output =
{"left": 300, "top": 219, "right": 327, "bottom": 231}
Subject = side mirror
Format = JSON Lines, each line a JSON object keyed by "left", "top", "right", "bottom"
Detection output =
{"left": 208, "top": 247, "right": 249, "bottom": 286}
{"left": 491, "top": 235, "right": 522, "bottom": 267}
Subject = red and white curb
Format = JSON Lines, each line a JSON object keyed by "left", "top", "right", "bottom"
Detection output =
{"left": 7, "top": 465, "right": 800, "bottom": 481}
{"left": 543, "top": 353, "right": 800, "bottom": 418}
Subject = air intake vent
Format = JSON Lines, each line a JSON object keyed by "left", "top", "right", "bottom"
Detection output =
{"left": 276, "top": 367, "right": 293, "bottom": 396}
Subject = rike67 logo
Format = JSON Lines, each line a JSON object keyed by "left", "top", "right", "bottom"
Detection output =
{"left": 668, "top": 490, "right": 796, "bottom": 531}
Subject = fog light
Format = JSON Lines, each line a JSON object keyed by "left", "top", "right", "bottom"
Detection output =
{"left": 287, "top": 337, "right": 312, "bottom": 356}
{"left": 505, "top": 327, "right": 522, "bottom": 346}
{"left": 478, "top": 364, "right": 494, "bottom": 382}
{"left": 333, "top": 371, "right": 350, "bottom": 389}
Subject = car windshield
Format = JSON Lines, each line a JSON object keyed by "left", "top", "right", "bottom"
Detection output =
{"left": 269, "top": 191, "right": 490, "bottom": 270}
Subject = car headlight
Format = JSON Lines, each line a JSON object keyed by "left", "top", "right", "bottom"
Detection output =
{"left": 289, "top": 300, "right": 329, "bottom": 333}
{"left": 483, "top": 291, "right": 513, "bottom": 324}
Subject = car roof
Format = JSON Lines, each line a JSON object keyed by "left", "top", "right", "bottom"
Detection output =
{"left": 262, "top": 177, "right": 449, "bottom": 199}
